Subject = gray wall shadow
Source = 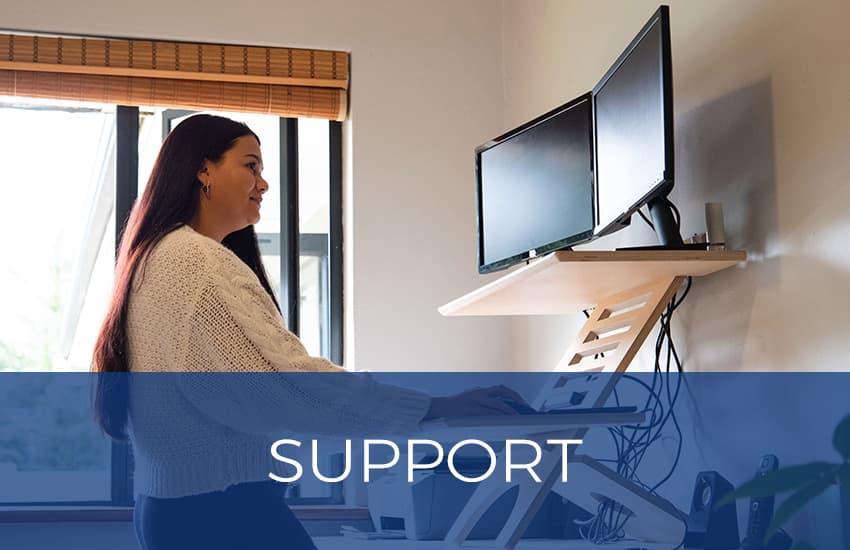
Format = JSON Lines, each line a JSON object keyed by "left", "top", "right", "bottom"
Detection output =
{"left": 674, "top": 78, "right": 779, "bottom": 264}
{"left": 670, "top": 80, "right": 850, "bottom": 543}
{"left": 674, "top": 79, "right": 850, "bottom": 371}
{"left": 672, "top": 79, "right": 778, "bottom": 372}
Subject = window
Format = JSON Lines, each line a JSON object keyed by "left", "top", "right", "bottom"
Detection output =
{"left": 0, "top": 97, "right": 344, "bottom": 506}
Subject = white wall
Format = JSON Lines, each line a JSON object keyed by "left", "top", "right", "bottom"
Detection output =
{"left": 3, "top": 0, "right": 512, "bottom": 373}
{"left": 501, "top": 0, "right": 850, "bottom": 374}
{"left": 501, "top": 0, "right": 850, "bottom": 543}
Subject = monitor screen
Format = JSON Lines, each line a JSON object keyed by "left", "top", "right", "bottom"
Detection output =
{"left": 476, "top": 93, "right": 594, "bottom": 274}
{"left": 593, "top": 6, "right": 673, "bottom": 235}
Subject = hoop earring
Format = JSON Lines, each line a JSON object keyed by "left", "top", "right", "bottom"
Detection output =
{"left": 201, "top": 183, "right": 211, "bottom": 200}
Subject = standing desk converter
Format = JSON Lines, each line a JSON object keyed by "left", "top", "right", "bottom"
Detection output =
{"left": 437, "top": 249, "right": 746, "bottom": 549}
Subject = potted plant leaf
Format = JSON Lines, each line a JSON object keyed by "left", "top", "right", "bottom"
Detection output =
{"left": 719, "top": 414, "right": 850, "bottom": 549}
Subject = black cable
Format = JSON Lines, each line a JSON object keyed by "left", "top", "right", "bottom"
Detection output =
{"left": 616, "top": 375, "right": 665, "bottom": 483}
{"left": 583, "top": 308, "right": 605, "bottom": 360}
{"left": 578, "top": 276, "right": 693, "bottom": 544}
{"left": 648, "top": 279, "right": 691, "bottom": 490}
{"left": 638, "top": 200, "right": 681, "bottom": 232}
{"left": 668, "top": 277, "right": 692, "bottom": 317}
{"left": 637, "top": 208, "right": 655, "bottom": 230}
{"left": 640, "top": 288, "right": 686, "bottom": 488}
{"left": 670, "top": 200, "right": 682, "bottom": 230}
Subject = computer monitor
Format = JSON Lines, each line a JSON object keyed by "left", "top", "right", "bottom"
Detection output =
{"left": 475, "top": 93, "right": 595, "bottom": 274}
{"left": 593, "top": 6, "right": 681, "bottom": 245}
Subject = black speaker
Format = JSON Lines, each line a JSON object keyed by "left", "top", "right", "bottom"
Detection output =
{"left": 683, "top": 471, "right": 740, "bottom": 550}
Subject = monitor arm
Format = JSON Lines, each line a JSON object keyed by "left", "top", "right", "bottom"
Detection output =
{"left": 648, "top": 196, "right": 684, "bottom": 247}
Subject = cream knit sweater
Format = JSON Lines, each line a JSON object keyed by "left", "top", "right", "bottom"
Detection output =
{"left": 126, "top": 225, "right": 431, "bottom": 497}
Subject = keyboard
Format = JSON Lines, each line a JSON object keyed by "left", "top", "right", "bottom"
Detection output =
{"left": 502, "top": 400, "right": 638, "bottom": 416}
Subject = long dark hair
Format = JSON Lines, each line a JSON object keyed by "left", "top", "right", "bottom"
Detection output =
{"left": 91, "top": 114, "right": 280, "bottom": 440}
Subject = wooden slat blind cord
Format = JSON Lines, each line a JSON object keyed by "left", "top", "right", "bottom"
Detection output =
{"left": 0, "top": 32, "right": 349, "bottom": 120}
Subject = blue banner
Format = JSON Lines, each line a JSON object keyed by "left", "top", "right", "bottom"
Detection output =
{"left": 1, "top": 372, "right": 848, "bottom": 549}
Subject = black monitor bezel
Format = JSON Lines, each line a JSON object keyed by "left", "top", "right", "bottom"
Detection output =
{"left": 475, "top": 92, "right": 595, "bottom": 274}
{"left": 591, "top": 5, "right": 674, "bottom": 237}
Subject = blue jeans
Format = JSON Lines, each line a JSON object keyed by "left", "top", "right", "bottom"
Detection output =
{"left": 134, "top": 481, "right": 317, "bottom": 550}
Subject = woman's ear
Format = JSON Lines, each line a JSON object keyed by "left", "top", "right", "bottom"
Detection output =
{"left": 197, "top": 161, "right": 211, "bottom": 185}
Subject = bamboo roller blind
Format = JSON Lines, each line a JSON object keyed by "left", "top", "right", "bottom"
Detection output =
{"left": 0, "top": 32, "right": 349, "bottom": 120}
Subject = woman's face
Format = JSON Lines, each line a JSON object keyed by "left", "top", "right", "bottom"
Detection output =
{"left": 200, "top": 135, "right": 268, "bottom": 233}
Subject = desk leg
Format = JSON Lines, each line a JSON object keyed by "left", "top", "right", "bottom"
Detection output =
{"left": 494, "top": 445, "right": 566, "bottom": 550}
{"left": 444, "top": 465, "right": 518, "bottom": 547}
{"left": 445, "top": 277, "right": 685, "bottom": 547}
{"left": 444, "top": 444, "right": 569, "bottom": 550}
{"left": 552, "top": 277, "right": 683, "bottom": 376}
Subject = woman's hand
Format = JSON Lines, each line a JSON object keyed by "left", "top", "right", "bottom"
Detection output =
{"left": 422, "top": 385, "right": 529, "bottom": 420}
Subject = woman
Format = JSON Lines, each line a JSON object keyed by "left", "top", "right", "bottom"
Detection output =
{"left": 91, "top": 114, "right": 521, "bottom": 550}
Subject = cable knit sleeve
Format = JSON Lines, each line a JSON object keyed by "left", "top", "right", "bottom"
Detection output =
{"left": 176, "top": 242, "right": 432, "bottom": 437}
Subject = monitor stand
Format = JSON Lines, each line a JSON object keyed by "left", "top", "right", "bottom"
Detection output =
{"left": 617, "top": 196, "right": 704, "bottom": 251}
{"left": 648, "top": 196, "right": 683, "bottom": 246}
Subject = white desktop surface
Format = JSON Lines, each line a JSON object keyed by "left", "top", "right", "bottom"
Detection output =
{"left": 418, "top": 411, "right": 645, "bottom": 441}
{"left": 315, "top": 537, "right": 669, "bottom": 549}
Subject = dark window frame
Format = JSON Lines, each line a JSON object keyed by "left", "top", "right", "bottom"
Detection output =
{"left": 0, "top": 105, "right": 344, "bottom": 509}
